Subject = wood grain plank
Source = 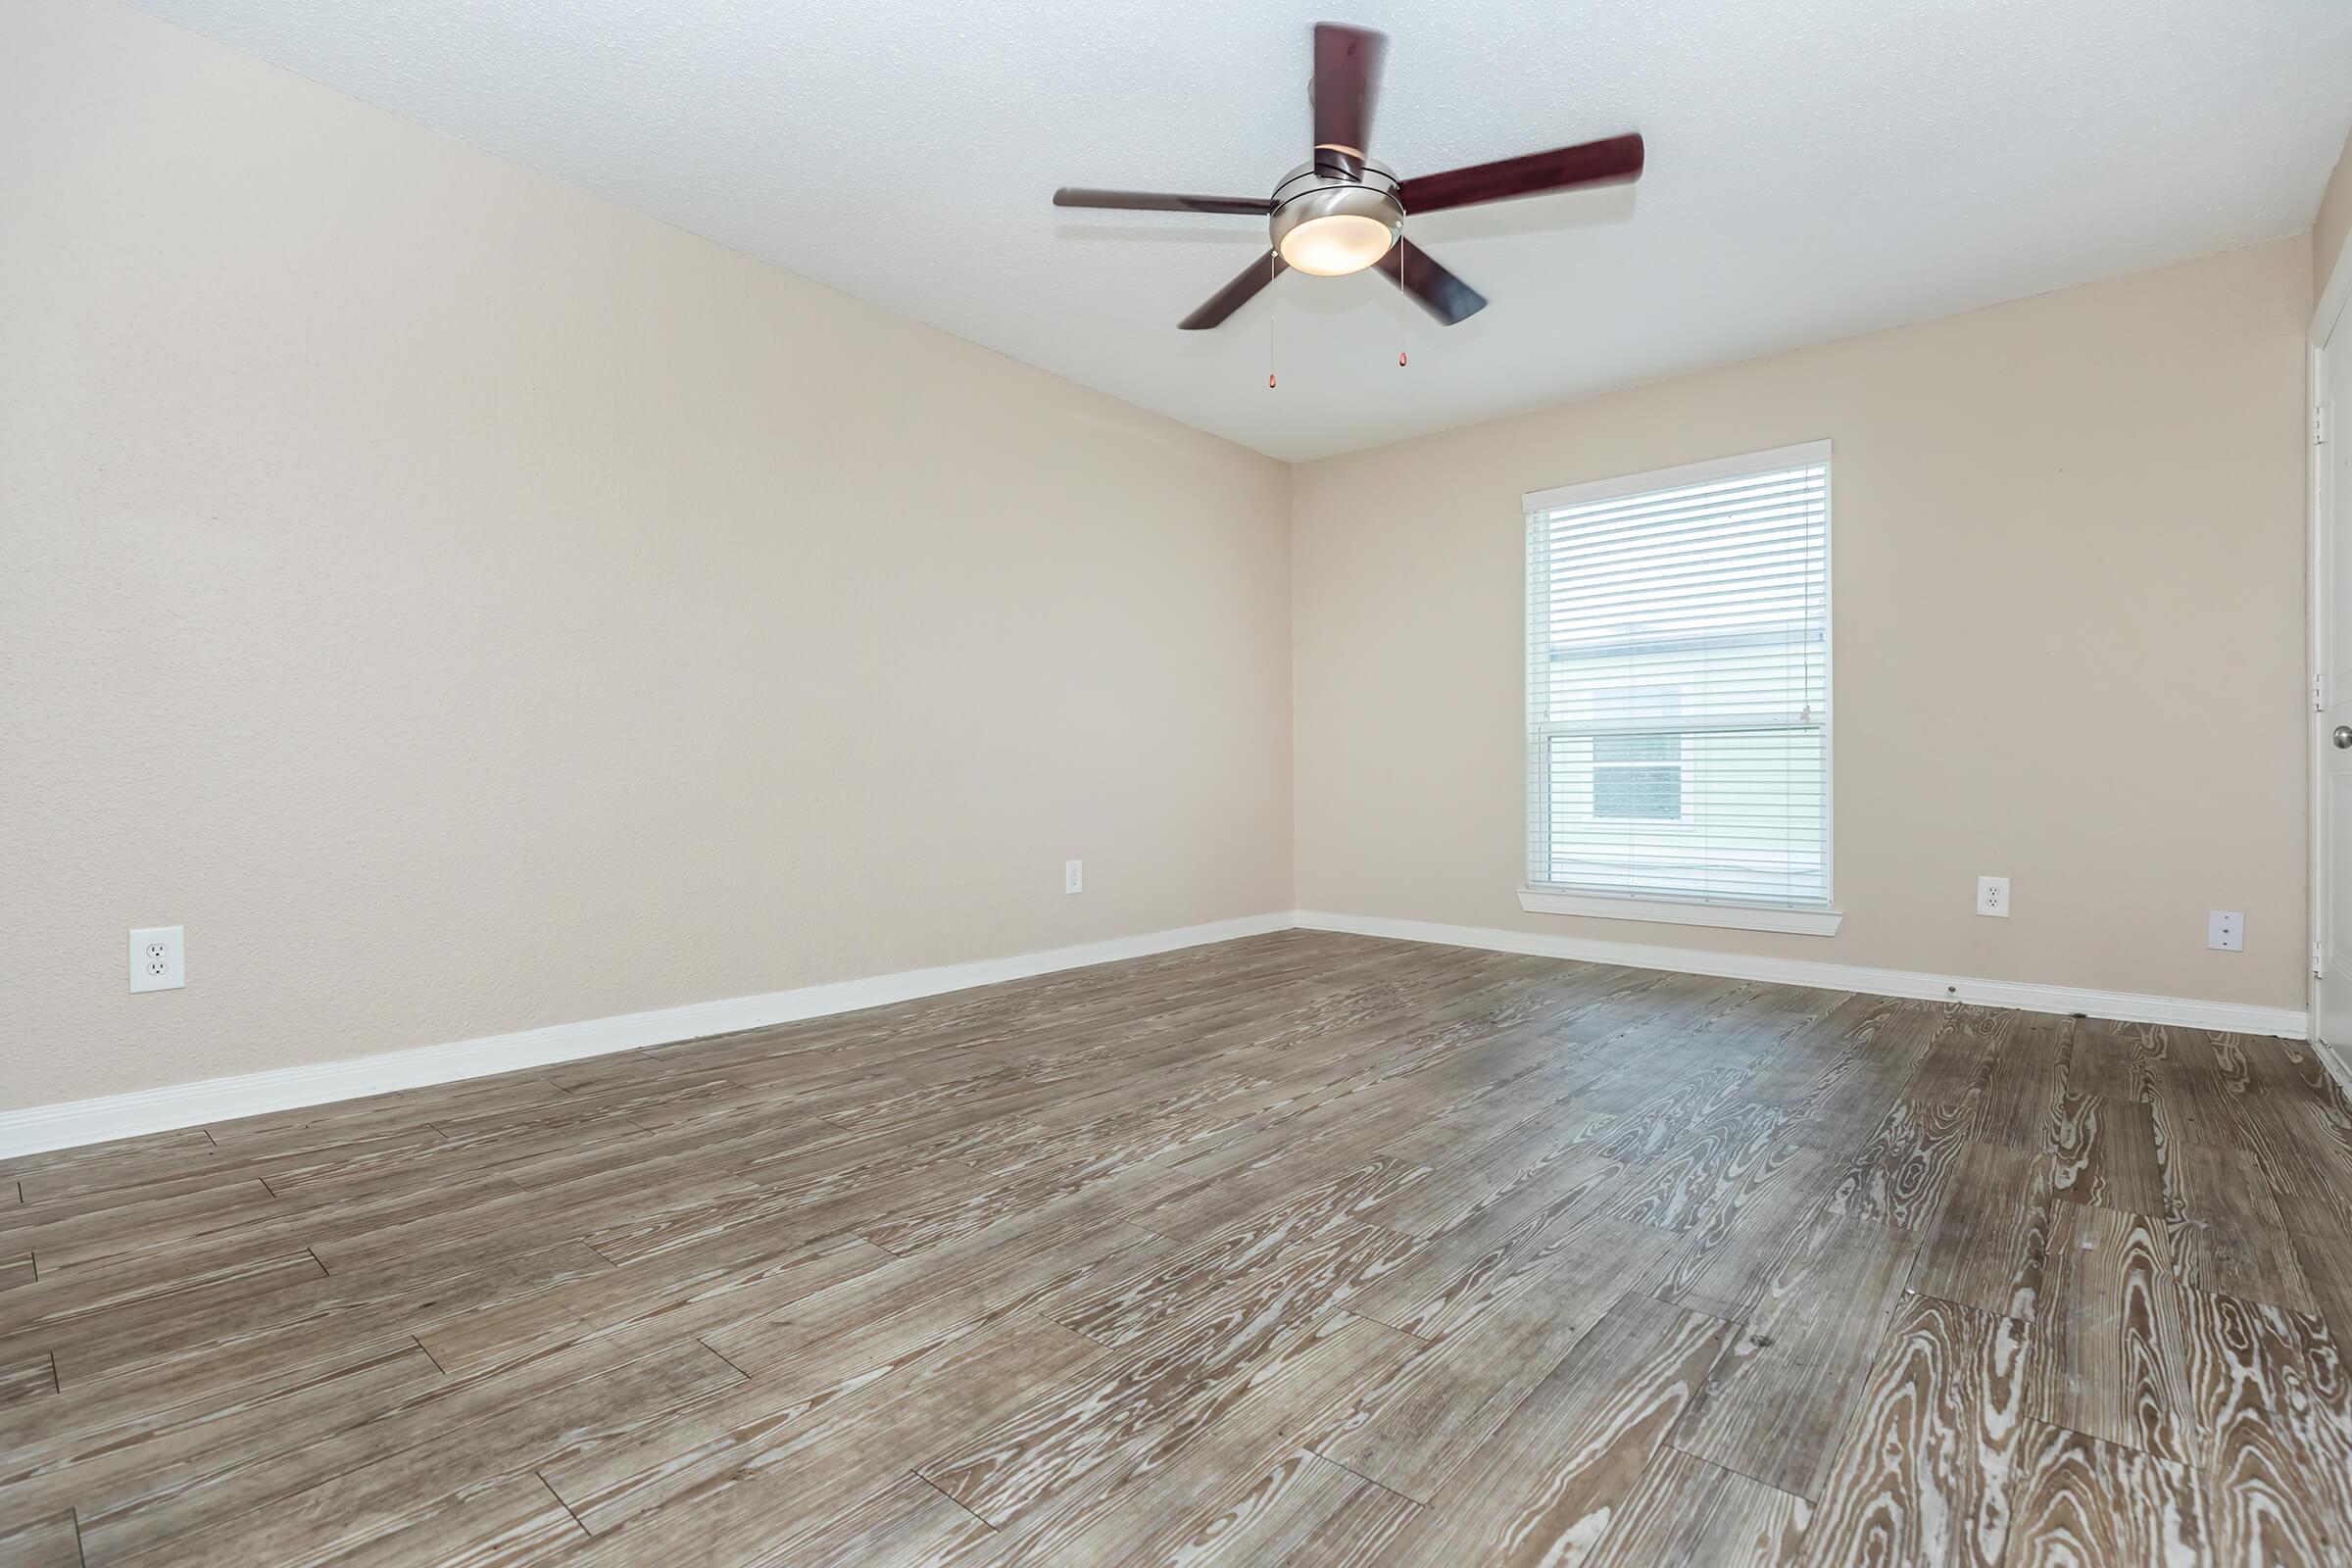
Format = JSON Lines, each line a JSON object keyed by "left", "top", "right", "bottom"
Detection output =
{"left": 1611, "top": 1102, "right": 1790, "bottom": 1236}
{"left": 0, "top": 1250, "right": 324, "bottom": 1368}
{"left": 0, "top": 1344, "right": 443, "bottom": 1543}
{"left": 2290, "top": 1303, "right": 2352, "bottom": 1556}
{"left": 1311, "top": 1218, "right": 1677, "bottom": 1503}
{"left": 1054, "top": 1158, "right": 1429, "bottom": 1348}
{"left": 1796, "top": 1292, "right": 2028, "bottom": 1568}
{"left": 305, "top": 1471, "right": 585, "bottom": 1568}
{"left": 1825, "top": 1082, "right": 1984, "bottom": 1233}
{"left": 417, "top": 1229, "right": 885, "bottom": 1380}
{"left": 1343, "top": 1159, "right": 1627, "bottom": 1344}
{"left": 1637, "top": 1145, "right": 1838, "bottom": 1321}
{"left": 25, "top": 1241, "right": 600, "bottom": 1431}
{"left": 66, "top": 1330, "right": 725, "bottom": 1565}
{"left": 917, "top": 1222, "right": 1413, "bottom": 1529}
{"left": 2022, "top": 1201, "right": 2194, "bottom": 1465}
{"left": 2185, "top": 1287, "right": 2352, "bottom": 1567}
{"left": 2003, "top": 1418, "right": 2210, "bottom": 1567}
{"left": 768, "top": 1472, "right": 996, "bottom": 1568}
{"left": 1673, "top": 1215, "right": 1917, "bottom": 1499}
{"left": 1263, "top": 1467, "right": 1427, "bottom": 1568}
{"left": 2236, "top": 1099, "right": 2352, "bottom": 1243}
{"left": 1910, "top": 1142, "right": 2058, "bottom": 1320}
{"left": 1978, "top": 1015, "right": 2072, "bottom": 1151}
{"left": 1584, "top": 1446, "right": 1809, "bottom": 1567}
{"left": 542, "top": 1305, "right": 1109, "bottom": 1535}
{"left": 2298, "top": 1225, "right": 2352, "bottom": 1345}
{"left": 2046, "top": 1093, "right": 2166, "bottom": 1217}
{"left": 1765, "top": 998, "right": 1944, "bottom": 1152}
{"left": 0, "top": 1179, "right": 281, "bottom": 1275}
{"left": 0, "top": 1511, "right": 81, "bottom": 1567}
{"left": 1592, "top": 1063, "right": 1757, "bottom": 1166}
{"left": 0, "top": 1129, "right": 220, "bottom": 1200}
{"left": 14, "top": 1170, "right": 525, "bottom": 1319}
{"left": 2132, "top": 1025, "right": 2240, "bottom": 1155}
{"left": 702, "top": 1197, "right": 1161, "bottom": 1383}
{"left": 1361, "top": 1108, "right": 1609, "bottom": 1239}
{"left": 2066, "top": 1015, "right": 2146, "bottom": 1101}
{"left": 7, "top": 1165, "right": 298, "bottom": 1231}
{"left": 1374, "top": 1291, "right": 1741, "bottom": 1566}
{"left": 1099, "top": 1447, "right": 1418, "bottom": 1568}
{"left": 2168, "top": 1143, "right": 2316, "bottom": 1313}
{"left": 34, "top": 1254, "right": 352, "bottom": 1390}
{"left": 1138, "top": 1132, "right": 1435, "bottom": 1246}
{"left": 954, "top": 1312, "right": 1422, "bottom": 1567}
{"left": 0, "top": 1351, "right": 57, "bottom": 1410}
{"left": 91, "top": 1338, "right": 740, "bottom": 1566}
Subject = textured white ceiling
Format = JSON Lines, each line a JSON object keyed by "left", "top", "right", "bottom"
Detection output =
{"left": 127, "top": 0, "right": 2352, "bottom": 461}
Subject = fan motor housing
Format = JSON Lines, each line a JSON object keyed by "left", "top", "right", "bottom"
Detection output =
{"left": 1269, "top": 158, "right": 1403, "bottom": 273}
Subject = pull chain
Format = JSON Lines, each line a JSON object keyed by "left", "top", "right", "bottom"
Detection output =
{"left": 1268, "top": 253, "right": 1279, "bottom": 389}
{"left": 1395, "top": 236, "right": 1407, "bottom": 368}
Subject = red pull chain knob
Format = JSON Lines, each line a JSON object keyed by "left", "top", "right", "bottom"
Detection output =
{"left": 1268, "top": 373, "right": 1277, "bottom": 389}
{"left": 1398, "top": 351, "right": 1407, "bottom": 367}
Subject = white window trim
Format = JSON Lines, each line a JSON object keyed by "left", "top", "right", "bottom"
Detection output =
{"left": 1522, "top": 440, "right": 1834, "bottom": 514}
{"left": 1522, "top": 439, "right": 1837, "bottom": 926}
{"left": 1517, "top": 887, "right": 1844, "bottom": 936}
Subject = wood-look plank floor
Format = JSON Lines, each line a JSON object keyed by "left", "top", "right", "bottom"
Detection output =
{"left": 4, "top": 931, "right": 2352, "bottom": 1566}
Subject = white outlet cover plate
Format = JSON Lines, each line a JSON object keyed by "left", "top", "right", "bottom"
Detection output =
{"left": 1977, "top": 876, "right": 2010, "bottom": 917}
{"left": 2207, "top": 909, "right": 2244, "bottom": 952}
{"left": 129, "top": 925, "right": 185, "bottom": 992}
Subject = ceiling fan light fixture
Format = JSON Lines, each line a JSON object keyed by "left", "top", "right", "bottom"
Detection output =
{"left": 1268, "top": 178, "right": 1402, "bottom": 276}
{"left": 1277, "top": 213, "right": 1396, "bottom": 275}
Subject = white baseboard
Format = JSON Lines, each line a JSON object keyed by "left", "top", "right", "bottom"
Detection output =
{"left": 1295, "top": 909, "right": 2310, "bottom": 1040}
{"left": 0, "top": 911, "right": 1298, "bottom": 1159}
{"left": 7, "top": 904, "right": 2313, "bottom": 1159}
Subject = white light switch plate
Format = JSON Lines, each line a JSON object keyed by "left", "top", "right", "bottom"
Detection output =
{"left": 129, "top": 926, "right": 184, "bottom": 992}
{"left": 1064, "top": 859, "right": 1084, "bottom": 895}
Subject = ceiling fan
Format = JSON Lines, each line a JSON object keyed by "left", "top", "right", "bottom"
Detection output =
{"left": 1053, "top": 24, "right": 1644, "bottom": 330}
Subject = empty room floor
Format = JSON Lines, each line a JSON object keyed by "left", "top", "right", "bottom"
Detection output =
{"left": 3, "top": 930, "right": 2350, "bottom": 1566}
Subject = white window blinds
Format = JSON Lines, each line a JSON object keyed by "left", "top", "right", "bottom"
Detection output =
{"left": 1525, "top": 443, "right": 1831, "bottom": 909}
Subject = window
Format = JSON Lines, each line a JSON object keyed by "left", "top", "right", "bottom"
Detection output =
{"left": 1524, "top": 443, "right": 1833, "bottom": 929}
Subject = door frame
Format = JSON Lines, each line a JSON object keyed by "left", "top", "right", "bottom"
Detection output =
{"left": 2309, "top": 239, "right": 2351, "bottom": 1057}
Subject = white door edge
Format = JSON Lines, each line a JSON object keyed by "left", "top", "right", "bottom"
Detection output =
{"left": 2309, "top": 275, "right": 2352, "bottom": 1088}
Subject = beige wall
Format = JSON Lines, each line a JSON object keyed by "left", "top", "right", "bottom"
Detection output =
{"left": 2318, "top": 125, "right": 2352, "bottom": 308}
{"left": 1293, "top": 239, "right": 2313, "bottom": 1010}
{"left": 0, "top": 0, "right": 1293, "bottom": 1112}
{"left": 2, "top": 0, "right": 2326, "bottom": 1120}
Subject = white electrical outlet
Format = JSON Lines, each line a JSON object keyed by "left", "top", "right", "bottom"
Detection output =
{"left": 2208, "top": 910, "right": 2243, "bottom": 953}
{"left": 1065, "top": 859, "right": 1084, "bottom": 895}
{"left": 128, "top": 925, "right": 185, "bottom": 992}
{"left": 1976, "top": 876, "right": 2010, "bottom": 918}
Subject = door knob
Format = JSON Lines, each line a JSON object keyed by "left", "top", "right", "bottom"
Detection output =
{"left": 2335, "top": 726, "right": 2352, "bottom": 750}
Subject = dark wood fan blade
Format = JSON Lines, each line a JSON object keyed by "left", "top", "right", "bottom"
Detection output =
{"left": 1312, "top": 24, "right": 1388, "bottom": 171}
{"left": 1054, "top": 188, "right": 1273, "bottom": 215}
{"left": 1377, "top": 237, "right": 1486, "bottom": 325}
{"left": 1399, "top": 133, "right": 1644, "bottom": 214}
{"left": 1179, "top": 252, "right": 1287, "bottom": 330}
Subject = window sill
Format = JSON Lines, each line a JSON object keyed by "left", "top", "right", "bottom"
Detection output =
{"left": 1517, "top": 888, "right": 1844, "bottom": 937}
